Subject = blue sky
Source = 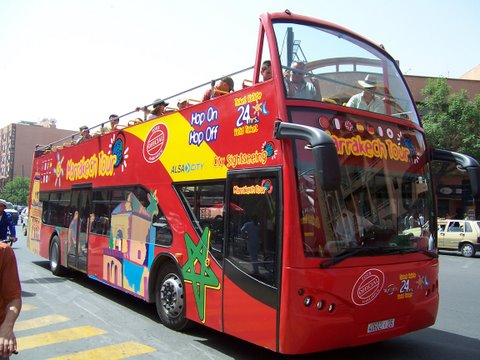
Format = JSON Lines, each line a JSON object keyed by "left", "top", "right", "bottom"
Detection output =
{"left": 0, "top": 0, "right": 478, "bottom": 130}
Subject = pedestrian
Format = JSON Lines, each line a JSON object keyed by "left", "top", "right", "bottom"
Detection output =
{"left": 0, "top": 200, "right": 15, "bottom": 245}
{"left": 0, "top": 239, "right": 22, "bottom": 358}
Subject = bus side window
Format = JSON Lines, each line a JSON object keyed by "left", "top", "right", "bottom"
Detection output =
{"left": 152, "top": 206, "right": 173, "bottom": 246}
{"left": 92, "top": 189, "right": 109, "bottom": 236}
{"left": 176, "top": 182, "right": 226, "bottom": 262}
{"left": 227, "top": 173, "right": 279, "bottom": 286}
{"left": 91, "top": 202, "right": 110, "bottom": 235}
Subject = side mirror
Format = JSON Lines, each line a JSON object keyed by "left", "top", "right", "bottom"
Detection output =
{"left": 274, "top": 121, "right": 341, "bottom": 191}
{"left": 431, "top": 148, "right": 480, "bottom": 197}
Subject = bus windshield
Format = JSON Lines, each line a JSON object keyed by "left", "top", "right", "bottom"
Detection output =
{"left": 273, "top": 21, "right": 419, "bottom": 124}
{"left": 292, "top": 108, "right": 434, "bottom": 258}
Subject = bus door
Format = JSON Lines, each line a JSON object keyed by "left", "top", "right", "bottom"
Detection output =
{"left": 223, "top": 170, "right": 281, "bottom": 349}
{"left": 67, "top": 187, "right": 92, "bottom": 272}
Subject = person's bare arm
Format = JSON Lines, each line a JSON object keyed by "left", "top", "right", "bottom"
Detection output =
{"left": 0, "top": 297, "right": 22, "bottom": 357}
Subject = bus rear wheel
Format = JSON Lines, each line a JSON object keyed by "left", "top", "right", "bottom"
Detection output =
{"left": 155, "top": 263, "right": 191, "bottom": 331}
{"left": 49, "top": 236, "right": 65, "bottom": 276}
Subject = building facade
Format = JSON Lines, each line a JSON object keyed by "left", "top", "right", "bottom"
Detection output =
{"left": 0, "top": 121, "right": 75, "bottom": 189}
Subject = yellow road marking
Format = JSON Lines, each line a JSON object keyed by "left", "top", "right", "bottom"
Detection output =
{"left": 17, "top": 326, "right": 106, "bottom": 351}
{"left": 47, "top": 341, "right": 156, "bottom": 360}
{"left": 21, "top": 304, "right": 38, "bottom": 311}
{"left": 15, "top": 314, "right": 70, "bottom": 332}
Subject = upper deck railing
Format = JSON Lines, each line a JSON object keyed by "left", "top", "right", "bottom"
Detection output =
{"left": 35, "top": 10, "right": 420, "bottom": 157}
{"left": 35, "top": 65, "right": 255, "bottom": 155}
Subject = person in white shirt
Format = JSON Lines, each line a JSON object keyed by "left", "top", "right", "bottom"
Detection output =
{"left": 347, "top": 74, "right": 385, "bottom": 114}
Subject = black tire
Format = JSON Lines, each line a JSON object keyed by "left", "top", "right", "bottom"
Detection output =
{"left": 460, "top": 243, "right": 475, "bottom": 258}
{"left": 49, "top": 236, "right": 65, "bottom": 276}
{"left": 155, "top": 262, "right": 191, "bottom": 331}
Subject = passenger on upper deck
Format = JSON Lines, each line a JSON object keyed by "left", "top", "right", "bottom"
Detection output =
{"left": 177, "top": 98, "right": 189, "bottom": 110}
{"left": 201, "top": 77, "right": 234, "bottom": 101}
{"left": 108, "top": 114, "right": 120, "bottom": 131}
{"left": 284, "top": 61, "right": 318, "bottom": 100}
{"left": 261, "top": 60, "right": 272, "bottom": 81}
{"left": 93, "top": 114, "right": 120, "bottom": 136}
{"left": 76, "top": 126, "right": 91, "bottom": 144}
{"left": 136, "top": 99, "right": 169, "bottom": 120}
{"left": 148, "top": 100, "right": 168, "bottom": 119}
{"left": 346, "top": 74, "right": 386, "bottom": 114}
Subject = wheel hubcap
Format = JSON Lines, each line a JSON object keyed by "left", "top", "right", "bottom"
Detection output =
{"left": 160, "top": 275, "right": 184, "bottom": 318}
{"left": 463, "top": 245, "right": 473, "bottom": 257}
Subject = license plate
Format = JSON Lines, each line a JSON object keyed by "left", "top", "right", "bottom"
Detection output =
{"left": 367, "top": 318, "right": 395, "bottom": 333}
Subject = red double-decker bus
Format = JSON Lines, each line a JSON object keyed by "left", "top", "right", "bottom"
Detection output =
{"left": 27, "top": 10, "right": 480, "bottom": 354}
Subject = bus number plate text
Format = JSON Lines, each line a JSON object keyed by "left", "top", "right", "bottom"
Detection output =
{"left": 367, "top": 318, "right": 395, "bottom": 333}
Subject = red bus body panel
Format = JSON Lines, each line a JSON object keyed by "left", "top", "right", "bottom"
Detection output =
{"left": 26, "top": 11, "right": 440, "bottom": 355}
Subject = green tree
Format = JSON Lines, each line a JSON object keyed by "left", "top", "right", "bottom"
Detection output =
{"left": 420, "top": 78, "right": 480, "bottom": 160}
{"left": 0, "top": 177, "right": 30, "bottom": 205}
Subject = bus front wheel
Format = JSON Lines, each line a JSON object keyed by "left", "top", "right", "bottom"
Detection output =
{"left": 49, "top": 236, "right": 65, "bottom": 276}
{"left": 155, "top": 263, "right": 191, "bottom": 331}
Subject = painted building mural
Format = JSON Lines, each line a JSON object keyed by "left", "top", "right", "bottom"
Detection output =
{"left": 101, "top": 191, "right": 158, "bottom": 298}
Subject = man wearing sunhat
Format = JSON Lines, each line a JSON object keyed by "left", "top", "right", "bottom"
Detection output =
{"left": 346, "top": 74, "right": 385, "bottom": 114}
{"left": 284, "top": 61, "right": 318, "bottom": 100}
{"left": 76, "top": 125, "right": 92, "bottom": 144}
{"left": 135, "top": 99, "right": 169, "bottom": 121}
{"left": 148, "top": 99, "right": 169, "bottom": 120}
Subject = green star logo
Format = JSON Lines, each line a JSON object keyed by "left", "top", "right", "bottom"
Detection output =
{"left": 182, "top": 227, "right": 220, "bottom": 323}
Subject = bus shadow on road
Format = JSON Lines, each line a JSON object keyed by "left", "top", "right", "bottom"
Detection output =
{"left": 30, "top": 259, "right": 158, "bottom": 321}
{"left": 23, "top": 261, "right": 69, "bottom": 284}
{"left": 186, "top": 327, "right": 480, "bottom": 360}
{"left": 22, "top": 277, "right": 68, "bottom": 284}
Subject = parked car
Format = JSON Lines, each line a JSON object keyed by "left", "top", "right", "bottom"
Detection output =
{"left": 437, "top": 219, "right": 480, "bottom": 257}
{"left": 402, "top": 221, "right": 429, "bottom": 237}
